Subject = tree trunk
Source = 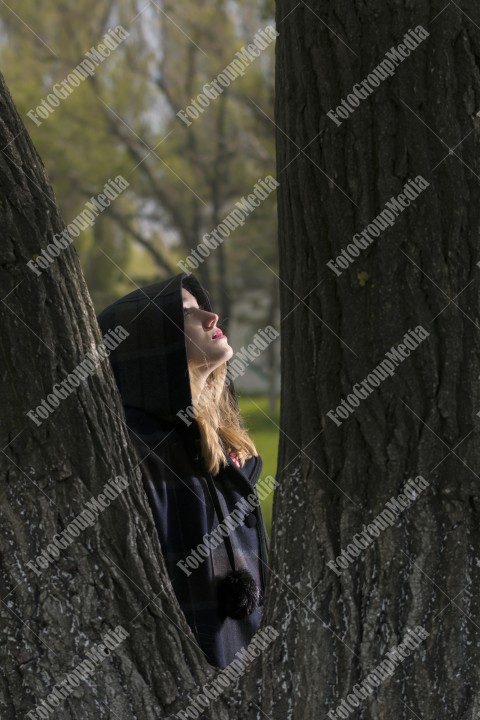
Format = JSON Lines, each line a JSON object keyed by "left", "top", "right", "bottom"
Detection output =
{"left": 212, "top": 90, "right": 231, "bottom": 334}
{"left": 267, "top": 273, "right": 279, "bottom": 416}
{"left": 274, "top": 0, "right": 480, "bottom": 718}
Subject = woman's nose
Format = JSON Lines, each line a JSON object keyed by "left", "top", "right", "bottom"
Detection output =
{"left": 205, "top": 312, "right": 219, "bottom": 327}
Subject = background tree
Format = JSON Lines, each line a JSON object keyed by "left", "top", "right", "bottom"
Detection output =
{"left": 0, "top": 0, "right": 277, "bottom": 318}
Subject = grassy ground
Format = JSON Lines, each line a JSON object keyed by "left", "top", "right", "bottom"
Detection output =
{"left": 237, "top": 393, "right": 280, "bottom": 538}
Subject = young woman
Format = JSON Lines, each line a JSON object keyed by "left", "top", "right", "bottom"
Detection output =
{"left": 97, "top": 271, "right": 270, "bottom": 668}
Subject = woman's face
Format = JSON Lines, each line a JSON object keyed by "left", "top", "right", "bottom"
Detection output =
{"left": 182, "top": 288, "right": 233, "bottom": 373}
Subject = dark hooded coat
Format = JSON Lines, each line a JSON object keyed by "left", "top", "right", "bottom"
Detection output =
{"left": 97, "top": 271, "right": 270, "bottom": 668}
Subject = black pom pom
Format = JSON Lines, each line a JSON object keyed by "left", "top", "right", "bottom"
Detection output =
{"left": 217, "top": 569, "right": 260, "bottom": 619}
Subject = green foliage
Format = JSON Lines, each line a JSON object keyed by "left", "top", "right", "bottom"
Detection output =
{"left": 0, "top": 0, "right": 277, "bottom": 310}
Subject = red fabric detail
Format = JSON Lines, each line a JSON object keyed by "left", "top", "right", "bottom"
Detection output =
{"left": 228, "top": 450, "right": 240, "bottom": 467}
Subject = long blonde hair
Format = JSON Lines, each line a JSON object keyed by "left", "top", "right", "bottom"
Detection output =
{"left": 188, "top": 362, "right": 258, "bottom": 476}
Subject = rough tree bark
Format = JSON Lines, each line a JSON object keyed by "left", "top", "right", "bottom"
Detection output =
{"left": 274, "top": 0, "right": 480, "bottom": 718}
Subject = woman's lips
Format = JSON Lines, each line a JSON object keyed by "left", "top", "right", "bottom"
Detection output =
{"left": 212, "top": 332, "right": 227, "bottom": 340}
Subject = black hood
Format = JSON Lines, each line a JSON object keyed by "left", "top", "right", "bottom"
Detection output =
{"left": 96, "top": 271, "right": 238, "bottom": 426}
